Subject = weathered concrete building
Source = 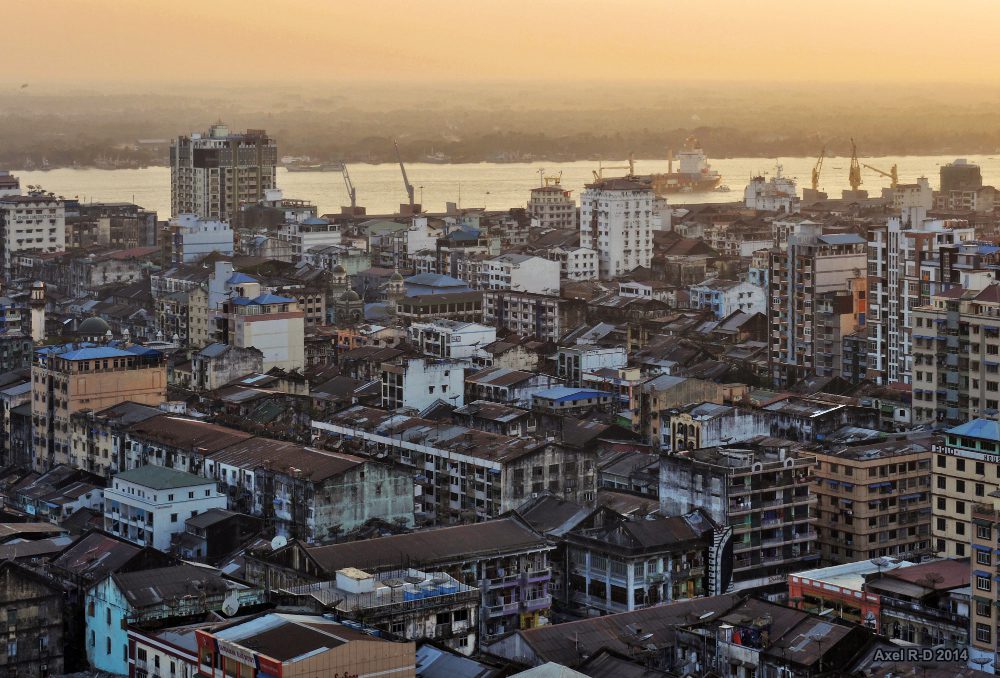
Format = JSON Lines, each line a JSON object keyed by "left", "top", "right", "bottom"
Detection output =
{"left": 660, "top": 440, "right": 818, "bottom": 589}
{"left": 0, "top": 560, "right": 65, "bottom": 677}
{"left": 663, "top": 402, "right": 772, "bottom": 452}
{"left": 190, "top": 343, "right": 264, "bottom": 391}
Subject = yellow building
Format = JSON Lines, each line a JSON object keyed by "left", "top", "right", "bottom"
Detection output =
{"left": 931, "top": 419, "right": 1000, "bottom": 558}
{"left": 813, "top": 437, "right": 933, "bottom": 564}
{"left": 32, "top": 340, "right": 166, "bottom": 472}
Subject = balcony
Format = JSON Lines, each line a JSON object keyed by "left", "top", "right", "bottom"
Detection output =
{"left": 524, "top": 568, "right": 551, "bottom": 583}
{"left": 486, "top": 573, "right": 521, "bottom": 588}
{"left": 522, "top": 595, "right": 552, "bottom": 612}
{"left": 486, "top": 600, "right": 521, "bottom": 617}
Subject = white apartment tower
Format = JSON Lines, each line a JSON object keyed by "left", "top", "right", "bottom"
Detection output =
{"left": 170, "top": 123, "right": 277, "bottom": 222}
{"left": 0, "top": 193, "right": 66, "bottom": 278}
{"left": 579, "top": 178, "right": 655, "bottom": 280}
{"left": 867, "top": 208, "right": 974, "bottom": 385}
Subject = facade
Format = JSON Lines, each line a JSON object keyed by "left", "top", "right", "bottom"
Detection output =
{"left": 170, "top": 123, "right": 277, "bottom": 222}
{"left": 631, "top": 375, "right": 729, "bottom": 449}
{"left": 689, "top": 279, "right": 766, "bottom": 319}
{"left": 0, "top": 193, "right": 66, "bottom": 277}
{"left": 191, "top": 343, "right": 263, "bottom": 391}
{"left": 579, "top": 178, "right": 655, "bottom": 280}
{"left": 545, "top": 245, "right": 599, "bottom": 281}
{"left": 164, "top": 213, "right": 234, "bottom": 264}
{"left": 222, "top": 293, "right": 305, "bottom": 372}
{"left": 483, "top": 290, "right": 584, "bottom": 342}
{"left": 381, "top": 357, "right": 465, "bottom": 411}
{"left": 971, "top": 501, "right": 1000, "bottom": 669}
{"left": 812, "top": 437, "right": 934, "bottom": 564}
{"left": 247, "top": 517, "right": 554, "bottom": 644}
{"left": 408, "top": 320, "right": 496, "bottom": 360}
{"left": 866, "top": 211, "right": 974, "bottom": 385}
{"left": 912, "top": 284, "right": 1000, "bottom": 426}
{"left": 663, "top": 403, "right": 772, "bottom": 452}
{"left": 660, "top": 443, "right": 818, "bottom": 588}
{"left": 314, "top": 406, "right": 597, "bottom": 521}
{"left": 564, "top": 511, "right": 720, "bottom": 615}
{"left": 556, "top": 345, "right": 628, "bottom": 387}
{"left": 528, "top": 182, "right": 576, "bottom": 229}
{"left": 932, "top": 419, "right": 1000, "bottom": 558}
{"left": 32, "top": 343, "right": 167, "bottom": 472}
{"left": 481, "top": 253, "right": 561, "bottom": 295}
{"left": 768, "top": 226, "right": 868, "bottom": 387}
{"left": 0, "top": 561, "right": 65, "bottom": 677}
{"left": 102, "top": 465, "right": 227, "bottom": 550}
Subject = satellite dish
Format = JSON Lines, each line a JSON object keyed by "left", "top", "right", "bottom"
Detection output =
{"left": 222, "top": 590, "right": 239, "bottom": 616}
{"left": 270, "top": 535, "right": 288, "bottom": 550}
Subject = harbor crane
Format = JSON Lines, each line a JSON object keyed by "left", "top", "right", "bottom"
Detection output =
{"left": 848, "top": 138, "right": 863, "bottom": 191}
{"left": 862, "top": 163, "right": 899, "bottom": 188}
{"left": 811, "top": 146, "right": 826, "bottom": 191}
{"left": 341, "top": 165, "right": 357, "bottom": 209}
{"left": 393, "top": 139, "right": 416, "bottom": 213}
{"left": 592, "top": 153, "right": 635, "bottom": 182}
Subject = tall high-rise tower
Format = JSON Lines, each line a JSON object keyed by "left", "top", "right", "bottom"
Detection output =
{"left": 170, "top": 123, "right": 277, "bottom": 223}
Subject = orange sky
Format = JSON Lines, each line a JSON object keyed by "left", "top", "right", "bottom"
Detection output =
{"left": 10, "top": 0, "right": 999, "bottom": 84}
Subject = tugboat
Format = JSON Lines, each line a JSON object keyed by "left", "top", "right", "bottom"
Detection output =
{"left": 641, "top": 137, "right": 722, "bottom": 195}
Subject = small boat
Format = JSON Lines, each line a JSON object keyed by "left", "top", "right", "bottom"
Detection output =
{"left": 713, "top": 184, "right": 731, "bottom": 192}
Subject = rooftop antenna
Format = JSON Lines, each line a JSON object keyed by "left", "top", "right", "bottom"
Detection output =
{"left": 537, "top": 168, "right": 546, "bottom": 187}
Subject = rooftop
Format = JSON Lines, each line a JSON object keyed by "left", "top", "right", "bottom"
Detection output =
{"left": 208, "top": 613, "right": 379, "bottom": 664}
{"left": 947, "top": 418, "right": 1000, "bottom": 442}
{"left": 114, "top": 465, "right": 212, "bottom": 490}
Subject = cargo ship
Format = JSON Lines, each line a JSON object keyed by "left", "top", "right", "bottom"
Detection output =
{"left": 641, "top": 137, "right": 722, "bottom": 195}
{"left": 285, "top": 162, "right": 346, "bottom": 172}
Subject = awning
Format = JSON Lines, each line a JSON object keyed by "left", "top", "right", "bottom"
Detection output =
{"left": 900, "top": 494, "right": 923, "bottom": 501}
{"left": 975, "top": 569, "right": 992, "bottom": 578}
{"left": 973, "top": 544, "right": 993, "bottom": 552}
{"left": 868, "top": 482, "right": 892, "bottom": 489}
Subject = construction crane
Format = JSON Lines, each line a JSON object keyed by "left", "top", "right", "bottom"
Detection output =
{"left": 393, "top": 139, "right": 416, "bottom": 212}
{"left": 592, "top": 153, "right": 636, "bottom": 182}
{"left": 811, "top": 145, "right": 826, "bottom": 191}
{"left": 848, "top": 138, "right": 863, "bottom": 192}
{"left": 341, "top": 165, "right": 357, "bottom": 209}
{"left": 862, "top": 163, "right": 899, "bottom": 188}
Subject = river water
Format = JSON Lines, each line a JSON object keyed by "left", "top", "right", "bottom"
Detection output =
{"left": 16, "top": 154, "right": 1000, "bottom": 219}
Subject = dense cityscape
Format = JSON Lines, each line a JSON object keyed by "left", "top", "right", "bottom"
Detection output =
{"left": 8, "top": 1, "right": 1000, "bottom": 675}
{"left": 0, "top": 116, "right": 997, "bottom": 678}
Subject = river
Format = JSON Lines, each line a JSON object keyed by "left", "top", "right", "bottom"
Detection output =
{"left": 16, "top": 155, "right": 1000, "bottom": 219}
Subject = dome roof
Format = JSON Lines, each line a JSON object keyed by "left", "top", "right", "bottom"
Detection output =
{"left": 340, "top": 290, "right": 361, "bottom": 302}
{"left": 332, "top": 264, "right": 347, "bottom": 275}
{"left": 390, "top": 271, "right": 404, "bottom": 282}
{"left": 78, "top": 316, "right": 111, "bottom": 336}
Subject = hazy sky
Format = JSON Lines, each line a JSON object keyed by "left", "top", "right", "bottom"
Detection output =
{"left": 12, "top": 0, "right": 1000, "bottom": 84}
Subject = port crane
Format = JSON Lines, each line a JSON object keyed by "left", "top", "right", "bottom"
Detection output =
{"left": 393, "top": 139, "right": 416, "bottom": 213}
{"left": 341, "top": 165, "right": 357, "bottom": 210}
{"left": 592, "top": 153, "right": 635, "bottom": 182}
{"left": 862, "top": 163, "right": 899, "bottom": 188}
{"left": 811, "top": 146, "right": 826, "bottom": 191}
{"left": 848, "top": 139, "right": 863, "bottom": 191}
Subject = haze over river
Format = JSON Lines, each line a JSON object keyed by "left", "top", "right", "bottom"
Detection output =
{"left": 17, "top": 155, "right": 1000, "bottom": 219}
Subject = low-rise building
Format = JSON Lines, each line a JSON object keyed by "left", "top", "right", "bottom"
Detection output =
{"left": 408, "top": 319, "right": 496, "bottom": 361}
{"left": 86, "top": 563, "right": 265, "bottom": 675}
{"left": 284, "top": 567, "right": 479, "bottom": 654}
{"left": 689, "top": 279, "right": 766, "bottom": 319}
{"left": 664, "top": 402, "right": 772, "bottom": 452}
{"left": 193, "top": 613, "right": 415, "bottom": 678}
{"left": 465, "top": 367, "right": 560, "bottom": 408}
{"left": 483, "top": 290, "right": 586, "bottom": 342}
{"left": 556, "top": 345, "right": 628, "bottom": 387}
{"left": 531, "top": 387, "right": 613, "bottom": 415}
{"left": 564, "top": 510, "right": 723, "bottom": 615}
{"left": 246, "top": 517, "right": 554, "bottom": 644}
{"left": 481, "top": 253, "right": 561, "bottom": 295}
{"left": 102, "top": 465, "right": 227, "bottom": 550}
{"left": 190, "top": 343, "right": 263, "bottom": 391}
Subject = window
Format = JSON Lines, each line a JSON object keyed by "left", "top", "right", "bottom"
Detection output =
{"left": 106, "top": 637, "right": 112, "bottom": 655}
{"left": 171, "top": 513, "right": 178, "bottom": 523}
{"left": 956, "top": 480, "right": 966, "bottom": 493}
{"left": 977, "top": 575, "right": 992, "bottom": 592}
{"left": 937, "top": 497, "right": 946, "bottom": 511}
{"left": 957, "top": 501, "right": 966, "bottom": 515}
{"left": 936, "top": 455, "right": 946, "bottom": 468}
{"left": 106, "top": 608, "right": 111, "bottom": 625}
{"left": 188, "top": 491, "right": 194, "bottom": 499}
{"left": 977, "top": 550, "right": 992, "bottom": 566}
{"left": 977, "top": 623, "right": 991, "bottom": 643}
{"left": 979, "top": 524, "right": 992, "bottom": 539}
{"left": 936, "top": 476, "right": 945, "bottom": 489}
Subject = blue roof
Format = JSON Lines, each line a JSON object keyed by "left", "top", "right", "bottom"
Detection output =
{"left": 230, "top": 297, "right": 254, "bottom": 306}
{"left": 226, "top": 272, "right": 257, "bottom": 285}
{"left": 124, "top": 345, "right": 163, "bottom": 357}
{"left": 448, "top": 229, "right": 481, "bottom": 241}
{"left": 252, "top": 293, "right": 295, "bottom": 305}
{"left": 533, "top": 387, "right": 608, "bottom": 403}
{"left": 404, "top": 273, "right": 468, "bottom": 287}
{"left": 947, "top": 419, "right": 1000, "bottom": 441}
{"left": 56, "top": 347, "right": 136, "bottom": 361}
{"left": 977, "top": 245, "right": 1000, "bottom": 255}
{"left": 301, "top": 217, "right": 329, "bottom": 225}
